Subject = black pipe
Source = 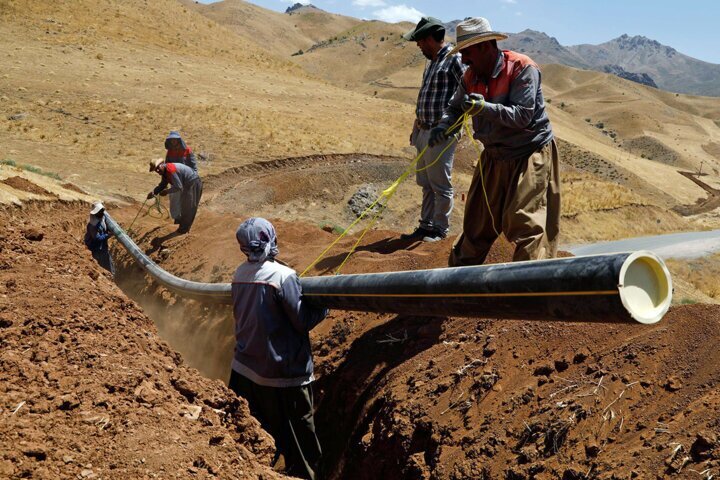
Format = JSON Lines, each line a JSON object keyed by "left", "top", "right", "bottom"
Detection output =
{"left": 300, "top": 253, "right": 672, "bottom": 324}
{"left": 106, "top": 214, "right": 672, "bottom": 324}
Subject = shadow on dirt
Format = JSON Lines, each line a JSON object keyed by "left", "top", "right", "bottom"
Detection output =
{"left": 314, "top": 314, "right": 443, "bottom": 479}
{"left": 312, "top": 236, "right": 424, "bottom": 274}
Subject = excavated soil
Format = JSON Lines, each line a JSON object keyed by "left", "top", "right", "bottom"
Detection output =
{"left": 0, "top": 176, "right": 54, "bottom": 197}
{"left": 3, "top": 172, "right": 720, "bottom": 479}
{"left": 0, "top": 202, "right": 283, "bottom": 479}
{"left": 110, "top": 191, "right": 720, "bottom": 480}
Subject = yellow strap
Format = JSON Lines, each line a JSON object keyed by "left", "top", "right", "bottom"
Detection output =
{"left": 304, "top": 290, "right": 619, "bottom": 298}
{"left": 300, "top": 113, "right": 471, "bottom": 278}
{"left": 463, "top": 116, "right": 501, "bottom": 237}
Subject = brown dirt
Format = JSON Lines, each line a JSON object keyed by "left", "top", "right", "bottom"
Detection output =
{"left": 0, "top": 202, "right": 283, "bottom": 479}
{"left": 0, "top": 176, "right": 54, "bottom": 196}
{"left": 107, "top": 199, "right": 720, "bottom": 479}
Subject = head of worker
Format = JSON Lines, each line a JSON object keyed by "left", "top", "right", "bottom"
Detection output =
{"left": 88, "top": 201, "right": 105, "bottom": 225}
{"left": 236, "top": 217, "right": 279, "bottom": 263}
{"left": 403, "top": 16, "right": 446, "bottom": 61}
{"left": 164, "top": 131, "right": 187, "bottom": 151}
{"left": 149, "top": 158, "right": 166, "bottom": 175}
{"left": 450, "top": 17, "right": 508, "bottom": 77}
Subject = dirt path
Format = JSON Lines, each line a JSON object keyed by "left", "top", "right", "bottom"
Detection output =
{"left": 673, "top": 171, "right": 720, "bottom": 215}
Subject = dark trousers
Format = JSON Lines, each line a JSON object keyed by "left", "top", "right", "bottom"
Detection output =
{"left": 178, "top": 178, "right": 203, "bottom": 233}
{"left": 229, "top": 370, "right": 322, "bottom": 480}
{"left": 91, "top": 249, "right": 114, "bottom": 276}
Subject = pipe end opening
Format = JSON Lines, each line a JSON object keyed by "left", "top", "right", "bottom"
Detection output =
{"left": 618, "top": 251, "right": 672, "bottom": 324}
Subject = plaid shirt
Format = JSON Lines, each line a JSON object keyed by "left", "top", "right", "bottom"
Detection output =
{"left": 416, "top": 44, "right": 465, "bottom": 126}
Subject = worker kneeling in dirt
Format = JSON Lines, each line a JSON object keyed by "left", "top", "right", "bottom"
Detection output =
{"left": 84, "top": 201, "right": 114, "bottom": 275}
{"left": 229, "top": 218, "right": 328, "bottom": 480}
{"left": 147, "top": 158, "right": 203, "bottom": 234}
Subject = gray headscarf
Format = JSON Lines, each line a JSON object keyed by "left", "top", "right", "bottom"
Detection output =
{"left": 235, "top": 217, "right": 279, "bottom": 263}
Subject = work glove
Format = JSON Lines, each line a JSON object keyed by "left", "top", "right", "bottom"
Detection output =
{"left": 159, "top": 190, "right": 168, "bottom": 197}
{"left": 96, "top": 233, "right": 109, "bottom": 241}
{"left": 146, "top": 191, "right": 155, "bottom": 200}
{"left": 462, "top": 93, "right": 485, "bottom": 116}
{"left": 428, "top": 126, "right": 447, "bottom": 148}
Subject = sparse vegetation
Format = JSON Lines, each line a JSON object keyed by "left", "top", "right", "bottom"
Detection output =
{"left": 0, "top": 160, "right": 61, "bottom": 180}
{"left": 667, "top": 255, "right": 720, "bottom": 300}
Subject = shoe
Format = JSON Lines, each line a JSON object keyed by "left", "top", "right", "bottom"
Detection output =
{"left": 400, "top": 227, "right": 433, "bottom": 240}
{"left": 422, "top": 231, "right": 447, "bottom": 242}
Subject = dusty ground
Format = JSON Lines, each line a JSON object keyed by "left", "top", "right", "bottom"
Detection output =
{"left": 0, "top": 202, "right": 281, "bottom": 479}
{"left": 106, "top": 195, "right": 720, "bottom": 480}
{"left": 4, "top": 1, "right": 720, "bottom": 479}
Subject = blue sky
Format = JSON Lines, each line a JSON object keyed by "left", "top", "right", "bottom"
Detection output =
{"left": 199, "top": 0, "right": 720, "bottom": 64}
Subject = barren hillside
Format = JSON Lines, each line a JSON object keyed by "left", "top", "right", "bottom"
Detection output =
{"left": 0, "top": 0, "right": 411, "bottom": 201}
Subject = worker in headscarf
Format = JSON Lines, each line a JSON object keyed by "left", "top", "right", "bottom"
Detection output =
{"left": 147, "top": 158, "right": 203, "bottom": 234}
{"left": 163, "top": 131, "right": 198, "bottom": 223}
{"left": 83, "top": 201, "right": 114, "bottom": 275}
{"left": 229, "top": 217, "right": 328, "bottom": 480}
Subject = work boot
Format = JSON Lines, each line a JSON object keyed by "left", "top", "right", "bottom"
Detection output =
{"left": 422, "top": 230, "right": 447, "bottom": 242}
{"left": 400, "top": 226, "right": 433, "bottom": 240}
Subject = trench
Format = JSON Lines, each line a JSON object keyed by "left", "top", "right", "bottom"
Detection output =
{"left": 112, "top": 248, "right": 444, "bottom": 479}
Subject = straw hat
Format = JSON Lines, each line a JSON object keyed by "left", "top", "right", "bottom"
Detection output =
{"left": 148, "top": 158, "right": 164, "bottom": 172}
{"left": 449, "top": 17, "right": 508, "bottom": 55}
{"left": 89, "top": 201, "right": 105, "bottom": 215}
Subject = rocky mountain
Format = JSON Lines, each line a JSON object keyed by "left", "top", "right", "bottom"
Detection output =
{"left": 602, "top": 64, "right": 658, "bottom": 89}
{"left": 285, "top": 3, "right": 320, "bottom": 14}
{"left": 442, "top": 26, "right": 719, "bottom": 96}
{"left": 569, "top": 34, "right": 720, "bottom": 96}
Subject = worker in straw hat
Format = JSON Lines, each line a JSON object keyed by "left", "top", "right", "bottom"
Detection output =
{"left": 400, "top": 17, "right": 465, "bottom": 243}
{"left": 147, "top": 158, "right": 203, "bottom": 234}
{"left": 429, "top": 17, "right": 560, "bottom": 266}
{"left": 83, "top": 201, "right": 114, "bottom": 275}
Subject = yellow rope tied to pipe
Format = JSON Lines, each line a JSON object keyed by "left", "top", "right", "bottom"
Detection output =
{"left": 299, "top": 112, "right": 472, "bottom": 277}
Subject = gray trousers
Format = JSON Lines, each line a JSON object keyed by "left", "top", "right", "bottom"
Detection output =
{"left": 178, "top": 178, "right": 203, "bottom": 233}
{"left": 412, "top": 127, "right": 456, "bottom": 235}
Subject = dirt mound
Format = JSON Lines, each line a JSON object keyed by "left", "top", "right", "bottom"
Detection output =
{"left": 109, "top": 204, "right": 720, "bottom": 479}
{"left": 0, "top": 202, "right": 282, "bottom": 479}
{"left": 0, "top": 176, "right": 54, "bottom": 196}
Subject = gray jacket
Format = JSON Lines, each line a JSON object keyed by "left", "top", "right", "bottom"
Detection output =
{"left": 153, "top": 162, "right": 200, "bottom": 196}
{"left": 231, "top": 260, "right": 327, "bottom": 388}
{"left": 439, "top": 50, "right": 553, "bottom": 161}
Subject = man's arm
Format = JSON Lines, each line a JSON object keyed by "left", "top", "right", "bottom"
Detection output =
{"left": 278, "top": 274, "right": 328, "bottom": 333}
{"left": 152, "top": 177, "right": 169, "bottom": 196}
{"left": 437, "top": 81, "right": 467, "bottom": 131}
{"left": 481, "top": 65, "right": 539, "bottom": 129}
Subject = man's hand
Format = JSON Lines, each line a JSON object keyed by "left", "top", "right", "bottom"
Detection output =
{"left": 158, "top": 190, "right": 168, "bottom": 197}
{"left": 428, "top": 127, "right": 447, "bottom": 148}
{"left": 146, "top": 191, "right": 155, "bottom": 200}
{"left": 462, "top": 93, "right": 485, "bottom": 116}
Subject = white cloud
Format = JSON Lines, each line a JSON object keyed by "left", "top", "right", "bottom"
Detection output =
{"left": 373, "top": 4, "right": 423, "bottom": 23}
{"left": 353, "top": 0, "right": 386, "bottom": 7}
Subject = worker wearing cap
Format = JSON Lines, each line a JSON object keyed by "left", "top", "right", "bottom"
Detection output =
{"left": 163, "top": 131, "right": 198, "bottom": 223}
{"left": 229, "top": 218, "right": 328, "bottom": 480}
{"left": 401, "top": 17, "right": 465, "bottom": 243}
{"left": 84, "top": 201, "right": 114, "bottom": 275}
{"left": 147, "top": 158, "right": 203, "bottom": 234}
{"left": 430, "top": 17, "right": 560, "bottom": 265}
